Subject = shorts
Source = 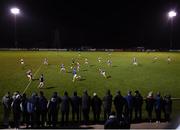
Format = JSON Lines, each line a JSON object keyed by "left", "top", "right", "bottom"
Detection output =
{"left": 73, "top": 74, "right": 77, "bottom": 79}
{"left": 40, "top": 82, "right": 44, "bottom": 86}
{"left": 27, "top": 75, "right": 32, "bottom": 79}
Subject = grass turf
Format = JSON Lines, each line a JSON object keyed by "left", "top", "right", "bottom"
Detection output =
{"left": 0, "top": 51, "right": 180, "bottom": 121}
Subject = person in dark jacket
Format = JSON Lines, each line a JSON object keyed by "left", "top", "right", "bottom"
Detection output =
{"left": 124, "top": 91, "right": 134, "bottom": 122}
{"left": 38, "top": 91, "right": 48, "bottom": 127}
{"left": 119, "top": 112, "right": 131, "bottom": 129}
{"left": 104, "top": 111, "right": 120, "bottom": 129}
{"left": 27, "top": 92, "right": 39, "bottom": 128}
{"left": 145, "top": 91, "right": 154, "bottom": 122}
{"left": 163, "top": 95, "right": 172, "bottom": 122}
{"left": 103, "top": 89, "right": 113, "bottom": 121}
{"left": 91, "top": 93, "right": 102, "bottom": 123}
{"left": 113, "top": 90, "right": 126, "bottom": 121}
{"left": 134, "top": 90, "right": 143, "bottom": 122}
{"left": 47, "top": 92, "right": 60, "bottom": 128}
{"left": 12, "top": 94, "right": 21, "bottom": 128}
{"left": 21, "top": 93, "right": 28, "bottom": 127}
{"left": 2, "top": 92, "right": 12, "bottom": 128}
{"left": 154, "top": 92, "right": 163, "bottom": 123}
{"left": 70, "top": 91, "right": 81, "bottom": 122}
{"left": 61, "top": 91, "right": 70, "bottom": 125}
{"left": 82, "top": 90, "right": 91, "bottom": 125}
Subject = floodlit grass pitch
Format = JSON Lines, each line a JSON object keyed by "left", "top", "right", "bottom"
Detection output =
{"left": 0, "top": 51, "right": 180, "bottom": 120}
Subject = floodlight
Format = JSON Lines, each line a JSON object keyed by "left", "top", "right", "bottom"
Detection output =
{"left": 10, "top": 7, "right": 20, "bottom": 15}
{"left": 168, "top": 10, "right": 177, "bottom": 18}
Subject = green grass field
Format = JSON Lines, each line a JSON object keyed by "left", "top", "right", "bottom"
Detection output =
{"left": 0, "top": 51, "right": 180, "bottom": 120}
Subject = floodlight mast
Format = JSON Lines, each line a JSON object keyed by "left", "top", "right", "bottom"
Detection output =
{"left": 10, "top": 7, "right": 20, "bottom": 48}
{"left": 168, "top": 10, "right": 177, "bottom": 49}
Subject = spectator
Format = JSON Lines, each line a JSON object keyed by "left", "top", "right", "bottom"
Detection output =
{"left": 103, "top": 89, "right": 113, "bottom": 121}
{"left": 119, "top": 112, "right": 131, "bottom": 129}
{"left": 61, "top": 91, "right": 70, "bottom": 125}
{"left": 145, "top": 91, "right": 154, "bottom": 122}
{"left": 154, "top": 92, "right": 163, "bottom": 123}
{"left": 91, "top": 93, "right": 102, "bottom": 123}
{"left": 113, "top": 90, "right": 126, "bottom": 121}
{"left": 70, "top": 91, "right": 81, "bottom": 122}
{"left": 163, "top": 95, "right": 172, "bottom": 122}
{"left": 134, "top": 90, "right": 143, "bottom": 122}
{"left": 82, "top": 90, "right": 91, "bottom": 125}
{"left": 124, "top": 90, "right": 134, "bottom": 122}
{"left": 12, "top": 94, "right": 21, "bottom": 128}
{"left": 47, "top": 92, "right": 60, "bottom": 128}
{"left": 2, "top": 92, "right": 12, "bottom": 128}
{"left": 27, "top": 92, "right": 38, "bottom": 128}
{"left": 21, "top": 93, "right": 28, "bottom": 127}
{"left": 38, "top": 91, "right": 48, "bottom": 127}
{"left": 12, "top": 91, "right": 19, "bottom": 100}
{"left": 104, "top": 111, "right": 120, "bottom": 129}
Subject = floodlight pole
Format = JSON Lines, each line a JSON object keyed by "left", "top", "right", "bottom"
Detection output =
{"left": 170, "top": 17, "right": 174, "bottom": 49}
{"left": 14, "top": 14, "right": 17, "bottom": 48}
{"left": 10, "top": 7, "right": 20, "bottom": 48}
{"left": 168, "top": 10, "right": 177, "bottom": 49}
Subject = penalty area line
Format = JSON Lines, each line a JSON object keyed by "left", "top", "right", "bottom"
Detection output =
{"left": 22, "top": 63, "right": 43, "bottom": 94}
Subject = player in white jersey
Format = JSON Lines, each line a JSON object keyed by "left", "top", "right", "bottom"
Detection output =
{"left": 167, "top": 56, "right": 171, "bottom": 64}
{"left": 107, "top": 59, "right": 112, "bottom": 66}
{"left": 20, "top": 59, "right": 24, "bottom": 65}
{"left": 85, "top": 58, "right": 88, "bottom": 65}
{"left": 26, "top": 70, "right": 33, "bottom": 81}
{"left": 99, "top": 69, "right": 107, "bottom": 78}
{"left": 78, "top": 52, "right": 81, "bottom": 57}
{"left": 60, "top": 64, "right": 66, "bottom": 72}
{"left": 98, "top": 57, "right": 102, "bottom": 63}
{"left": 153, "top": 56, "right": 158, "bottom": 63}
{"left": 44, "top": 58, "right": 48, "bottom": 65}
{"left": 77, "top": 62, "right": 80, "bottom": 71}
{"left": 132, "top": 57, "right": 138, "bottom": 65}
{"left": 70, "top": 58, "right": 75, "bottom": 69}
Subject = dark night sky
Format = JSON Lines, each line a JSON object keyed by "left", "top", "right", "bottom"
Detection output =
{"left": 0, "top": 0, "right": 180, "bottom": 49}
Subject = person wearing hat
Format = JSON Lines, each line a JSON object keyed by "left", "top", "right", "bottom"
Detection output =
{"left": 113, "top": 90, "right": 126, "bottom": 121}
{"left": 82, "top": 90, "right": 91, "bottom": 125}
{"left": 103, "top": 89, "right": 113, "bottom": 121}
{"left": 134, "top": 90, "right": 143, "bottom": 122}
{"left": 61, "top": 91, "right": 70, "bottom": 125}
{"left": 2, "top": 92, "right": 12, "bottom": 128}
{"left": 91, "top": 93, "right": 102, "bottom": 123}
{"left": 70, "top": 91, "right": 81, "bottom": 122}
{"left": 145, "top": 91, "right": 155, "bottom": 122}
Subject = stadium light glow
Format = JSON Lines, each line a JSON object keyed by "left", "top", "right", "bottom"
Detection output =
{"left": 10, "top": 7, "right": 20, "bottom": 15}
{"left": 168, "top": 10, "right": 177, "bottom": 18}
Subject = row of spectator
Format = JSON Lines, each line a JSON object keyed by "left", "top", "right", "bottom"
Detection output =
{"left": 2, "top": 90, "right": 172, "bottom": 128}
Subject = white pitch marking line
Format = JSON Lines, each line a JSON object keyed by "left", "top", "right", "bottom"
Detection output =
{"left": 22, "top": 64, "right": 43, "bottom": 94}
